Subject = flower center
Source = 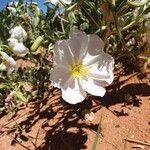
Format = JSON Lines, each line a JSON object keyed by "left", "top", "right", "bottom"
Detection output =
{"left": 69, "top": 63, "right": 90, "bottom": 79}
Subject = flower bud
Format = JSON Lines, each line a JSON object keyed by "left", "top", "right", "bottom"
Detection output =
{"left": 31, "top": 36, "right": 44, "bottom": 52}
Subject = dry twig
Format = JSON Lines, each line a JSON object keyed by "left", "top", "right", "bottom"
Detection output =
{"left": 124, "top": 138, "right": 150, "bottom": 146}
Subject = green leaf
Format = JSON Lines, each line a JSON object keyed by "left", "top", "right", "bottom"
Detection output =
{"left": 15, "top": 90, "right": 28, "bottom": 103}
{"left": 0, "top": 83, "right": 12, "bottom": 89}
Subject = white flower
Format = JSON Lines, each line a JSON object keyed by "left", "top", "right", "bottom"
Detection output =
{"left": 50, "top": 30, "right": 114, "bottom": 104}
{"left": 8, "top": 38, "right": 29, "bottom": 57}
{"left": 9, "top": 26, "right": 27, "bottom": 42}
{"left": 0, "top": 51, "right": 16, "bottom": 73}
{"left": 8, "top": 38, "right": 18, "bottom": 48}
{"left": 12, "top": 42, "right": 29, "bottom": 57}
{"left": 7, "top": 7, "right": 17, "bottom": 14}
{"left": 45, "top": 0, "right": 72, "bottom": 5}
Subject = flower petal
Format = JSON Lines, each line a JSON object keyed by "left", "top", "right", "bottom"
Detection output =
{"left": 13, "top": 42, "right": 29, "bottom": 57}
{"left": 86, "top": 34, "right": 104, "bottom": 55}
{"left": 61, "top": 78, "right": 87, "bottom": 104}
{"left": 68, "top": 29, "right": 89, "bottom": 61}
{"left": 54, "top": 40, "right": 74, "bottom": 66}
{"left": 7, "top": 57, "right": 16, "bottom": 67}
{"left": 0, "top": 51, "right": 10, "bottom": 60}
{"left": 50, "top": 66, "right": 69, "bottom": 88}
{"left": 87, "top": 53, "right": 114, "bottom": 85}
{"left": 97, "top": 53, "right": 114, "bottom": 72}
{"left": 81, "top": 78, "right": 106, "bottom": 97}
{"left": 8, "top": 38, "right": 18, "bottom": 48}
{"left": 0, "top": 51, "right": 16, "bottom": 66}
{"left": 68, "top": 30, "right": 104, "bottom": 63}
{"left": 9, "top": 26, "right": 27, "bottom": 42}
{"left": 82, "top": 54, "right": 100, "bottom": 66}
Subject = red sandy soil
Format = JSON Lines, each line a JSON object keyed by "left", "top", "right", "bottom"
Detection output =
{"left": 0, "top": 69, "right": 150, "bottom": 150}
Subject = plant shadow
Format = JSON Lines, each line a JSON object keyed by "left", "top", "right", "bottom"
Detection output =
{"left": 36, "top": 91, "right": 101, "bottom": 150}
{"left": 100, "top": 73, "right": 150, "bottom": 108}
{"left": 1, "top": 71, "right": 150, "bottom": 150}
{"left": 6, "top": 88, "right": 101, "bottom": 150}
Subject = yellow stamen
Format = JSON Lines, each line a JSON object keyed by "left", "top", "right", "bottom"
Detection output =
{"left": 69, "top": 63, "right": 90, "bottom": 79}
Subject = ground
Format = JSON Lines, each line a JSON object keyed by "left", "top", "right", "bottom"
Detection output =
{"left": 0, "top": 67, "right": 150, "bottom": 150}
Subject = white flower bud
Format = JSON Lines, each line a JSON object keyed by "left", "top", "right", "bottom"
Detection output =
{"left": 12, "top": 42, "right": 29, "bottom": 57}
{"left": 8, "top": 38, "right": 18, "bottom": 48}
{"left": 0, "top": 51, "right": 16, "bottom": 73}
{"left": 9, "top": 26, "right": 27, "bottom": 42}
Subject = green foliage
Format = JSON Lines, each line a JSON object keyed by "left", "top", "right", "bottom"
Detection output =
{"left": 15, "top": 89, "right": 28, "bottom": 103}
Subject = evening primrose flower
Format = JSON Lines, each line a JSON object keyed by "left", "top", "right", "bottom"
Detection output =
{"left": 50, "top": 30, "right": 114, "bottom": 104}
{"left": 9, "top": 26, "right": 27, "bottom": 42}
{"left": 0, "top": 51, "right": 16, "bottom": 73}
